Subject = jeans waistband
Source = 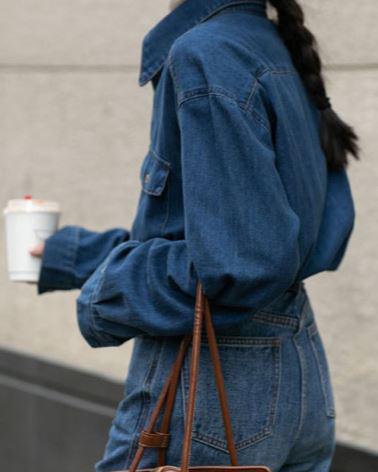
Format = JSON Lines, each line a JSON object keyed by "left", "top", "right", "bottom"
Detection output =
{"left": 253, "top": 280, "right": 314, "bottom": 332}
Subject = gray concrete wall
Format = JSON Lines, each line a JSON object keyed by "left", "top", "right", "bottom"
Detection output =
{"left": 1, "top": 0, "right": 377, "bottom": 452}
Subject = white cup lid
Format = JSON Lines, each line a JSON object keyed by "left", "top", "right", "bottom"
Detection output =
{"left": 3, "top": 196, "right": 61, "bottom": 214}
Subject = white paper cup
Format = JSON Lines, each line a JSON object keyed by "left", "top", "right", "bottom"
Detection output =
{"left": 3, "top": 196, "right": 61, "bottom": 282}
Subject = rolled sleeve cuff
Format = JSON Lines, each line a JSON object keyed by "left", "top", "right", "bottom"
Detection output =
{"left": 75, "top": 256, "right": 135, "bottom": 347}
{"left": 76, "top": 258, "right": 108, "bottom": 347}
{"left": 76, "top": 293, "right": 114, "bottom": 348}
{"left": 37, "top": 226, "right": 80, "bottom": 294}
{"left": 77, "top": 297, "right": 137, "bottom": 348}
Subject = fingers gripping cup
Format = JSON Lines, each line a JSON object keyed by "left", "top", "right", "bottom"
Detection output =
{"left": 3, "top": 196, "right": 61, "bottom": 282}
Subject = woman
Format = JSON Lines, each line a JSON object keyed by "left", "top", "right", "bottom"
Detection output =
{"left": 32, "top": 0, "right": 359, "bottom": 470}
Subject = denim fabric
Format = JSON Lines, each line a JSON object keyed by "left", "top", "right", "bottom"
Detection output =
{"left": 95, "top": 283, "right": 336, "bottom": 472}
{"left": 37, "top": 0, "right": 355, "bottom": 348}
{"left": 35, "top": 1, "right": 349, "bottom": 469}
{"left": 37, "top": 226, "right": 129, "bottom": 292}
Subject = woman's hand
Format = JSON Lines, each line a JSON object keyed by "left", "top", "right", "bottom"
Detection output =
{"left": 29, "top": 242, "right": 45, "bottom": 258}
{"left": 27, "top": 242, "right": 45, "bottom": 285}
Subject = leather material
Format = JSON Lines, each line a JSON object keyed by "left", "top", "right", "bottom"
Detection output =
{"left": 139, "top": 432, "right": 170, "bottom": 449}
{"left": 121, "top": 282, "right": 272, "bottom": 472}
{"left": 116, "top": 466, "right": 270, "bottom": 472}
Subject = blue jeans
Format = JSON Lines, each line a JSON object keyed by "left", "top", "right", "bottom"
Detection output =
{"left": 96, "top": 283, "right": 336, "bottom": 472}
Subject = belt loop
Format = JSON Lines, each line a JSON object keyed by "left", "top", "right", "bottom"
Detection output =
{"left": 298, "top": 308, "right": 306, "bottom": 333}
{"left": 298, "top": 284, "right": 310, "bottom": 333}
{"left": 291, "top": 280, "right": 306, "bottom": 334}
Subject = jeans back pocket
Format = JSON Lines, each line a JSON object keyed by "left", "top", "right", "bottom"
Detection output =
{"left": 181, "top": 335, "right": 281, "bottom": 452}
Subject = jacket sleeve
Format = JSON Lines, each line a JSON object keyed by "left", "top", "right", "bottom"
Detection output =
{"left": 37, "top": 225, "right": 130, "bottom": 294}
{"left": 76, "top": 92, "right": 301, "bottom": 347}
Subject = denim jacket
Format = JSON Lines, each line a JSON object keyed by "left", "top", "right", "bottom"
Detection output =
{"left": 37, "top": 0, "right": 355, "bottom": 347}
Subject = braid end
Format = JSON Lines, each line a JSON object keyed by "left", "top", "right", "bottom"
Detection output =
{"left": 320, "top": 109, "right": 360, "bottom": 171}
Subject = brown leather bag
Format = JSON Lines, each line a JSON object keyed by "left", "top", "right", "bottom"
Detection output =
{"left": 117, "top": 282, "right": 271, "bottom": 472}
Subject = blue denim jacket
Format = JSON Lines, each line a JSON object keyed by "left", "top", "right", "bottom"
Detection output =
{"left": 37, "top": 0, "right": 355, "bottom": 347}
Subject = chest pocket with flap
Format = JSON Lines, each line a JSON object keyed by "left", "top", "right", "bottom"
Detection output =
{"left": 140, "top": 150, "right": 170, "bottom": 196}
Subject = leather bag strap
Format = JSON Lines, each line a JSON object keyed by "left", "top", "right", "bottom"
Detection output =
{"left": 128, "top": 281, "right": 238, "bottom": 471}
{"left": 128, "top": 335, "right": 191, "bottom": 472}
{"left": 180, "top": 283, "right": 238, "bottom": 472}
{"left": 203, "top": 295, "right": 238, "bottom": 466}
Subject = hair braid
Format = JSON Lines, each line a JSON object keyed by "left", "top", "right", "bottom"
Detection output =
{"left": 269, "top": 0, "right": 360, "bottom": 170}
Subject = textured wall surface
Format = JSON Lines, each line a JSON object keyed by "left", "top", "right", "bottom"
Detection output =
{"left": 0, "top": 0, "right": 377, "bottom": 452}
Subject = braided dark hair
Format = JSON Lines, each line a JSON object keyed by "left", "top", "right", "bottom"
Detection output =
{"left": 269, "top": 0, "right": 360, "bottom": 171}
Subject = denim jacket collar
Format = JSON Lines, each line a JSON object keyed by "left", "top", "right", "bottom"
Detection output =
{"left": 138, "top": 0, "right": 267, "bottom": 86}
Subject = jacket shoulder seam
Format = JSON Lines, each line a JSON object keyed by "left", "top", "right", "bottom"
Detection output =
{"left": 177, "top": 86, "right": 241, "bottom": 108}
{"left": 176, "top": 87, "right": 271, "bottom": 133}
